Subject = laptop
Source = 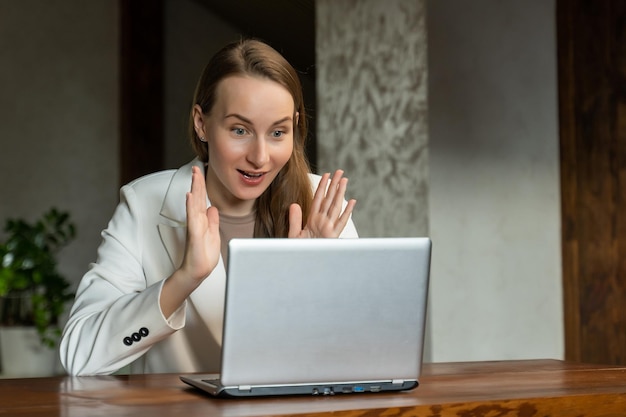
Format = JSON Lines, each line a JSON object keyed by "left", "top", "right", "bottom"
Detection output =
{"left": 180, "top": 237, "right": 431, "bottom": 397}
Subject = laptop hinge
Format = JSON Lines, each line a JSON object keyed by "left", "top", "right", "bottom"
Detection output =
{"left": 238, "top": 385, "right": 252, "bottom": 391}
{"left": 392, "top": 379, "right": 405, "bottom": 385}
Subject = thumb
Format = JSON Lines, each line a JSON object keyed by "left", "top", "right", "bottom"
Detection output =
{"left": 206, "top": 206, "right": 220, "bottom": 228}
{"left": 288, "top": 203, "right": 303, "bottom": 238}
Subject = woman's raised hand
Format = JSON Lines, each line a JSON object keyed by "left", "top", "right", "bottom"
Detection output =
{"left": 288, "top": 170, "right": 357, "bottom": 239}
{"left": 161, "top": 166, "right": 220, "bottom": 318}
{"left": 180, "top": 165, "right": 221, "bottom": 283}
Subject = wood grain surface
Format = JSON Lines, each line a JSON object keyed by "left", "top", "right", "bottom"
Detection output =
{"left": 1, "top": 360, "right": 625, "bottom": 416}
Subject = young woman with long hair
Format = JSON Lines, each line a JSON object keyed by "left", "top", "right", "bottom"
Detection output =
{"left": 59, "top": 39, "right": 357, "bottom": 376}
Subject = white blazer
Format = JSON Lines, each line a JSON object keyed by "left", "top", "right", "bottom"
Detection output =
{"left": 59, "top": 159, "right": 358, "bottom": 376}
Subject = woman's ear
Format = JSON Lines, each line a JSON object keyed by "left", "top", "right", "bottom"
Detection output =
{"left": 193, "top": 104, "right": 206, "bottom": 140}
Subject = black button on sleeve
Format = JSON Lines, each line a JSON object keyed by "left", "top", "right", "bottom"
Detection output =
{"left": 123, "top": 328, "right": 150, "bottom": 347}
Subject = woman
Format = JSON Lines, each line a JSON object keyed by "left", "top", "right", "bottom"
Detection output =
{"left": 59, "top": 39, "right": 358, "bottom": 376}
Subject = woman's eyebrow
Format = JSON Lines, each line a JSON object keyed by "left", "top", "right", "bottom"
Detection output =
{"left": 224, "top": 113, "right": 253, "bottom": 124}
{"left": 271, "top": 116, "right": 293, "bottom": 126}
{"left": 224, "top": 114, "right": 293, "bottom": 126}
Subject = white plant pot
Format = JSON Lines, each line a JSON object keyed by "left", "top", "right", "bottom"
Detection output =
{"left": 0, "top": 326, "right": 58, "bottom": 377}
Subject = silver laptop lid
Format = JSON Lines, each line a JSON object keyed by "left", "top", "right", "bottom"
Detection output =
{"left": 220, "top": 237, "right": 431, "bottom": 389}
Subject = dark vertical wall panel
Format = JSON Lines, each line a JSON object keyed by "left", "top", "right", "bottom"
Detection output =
{"left": 558, "top": 0, "right": 626, "bottom": 365}
{"left": 120, "top": 0, "right": 164, "bottom": 186}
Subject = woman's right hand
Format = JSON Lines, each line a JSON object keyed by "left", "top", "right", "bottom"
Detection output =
{"left": 180, "top": 165, "right": 221, "bottom": 282}
{"left": 160, "top": 166, "right": 220, "bottom": 318}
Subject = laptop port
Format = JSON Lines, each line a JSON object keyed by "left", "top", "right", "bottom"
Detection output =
{"left": 341, "top": 386, "right": 353, "bottom": 393}
{"left": 370, "top": 385, "right": 381, "bottom": 392}
{"left": 353, "top": 386, "right": 365, "bottom": 393}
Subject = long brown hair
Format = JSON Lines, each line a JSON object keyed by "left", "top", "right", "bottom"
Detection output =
{"left": 189, "top": 39, "right": 312, "bottom": 237}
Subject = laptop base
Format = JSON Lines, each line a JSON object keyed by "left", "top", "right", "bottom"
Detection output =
{"left": 180, "top": 375, "right": 418, "bottom": 397}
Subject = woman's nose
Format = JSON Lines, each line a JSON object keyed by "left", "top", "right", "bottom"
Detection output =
{"left": 247, "top": 138, "right": 269, "bottom": 167}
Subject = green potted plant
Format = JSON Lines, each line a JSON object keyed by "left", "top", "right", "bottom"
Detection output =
{"left": 0, "top": 208, "right": 76, "bottom": 360}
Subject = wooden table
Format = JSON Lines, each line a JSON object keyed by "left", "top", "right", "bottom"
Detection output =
{"left": 1, "top": 359, "right": 625, "bottom": 416}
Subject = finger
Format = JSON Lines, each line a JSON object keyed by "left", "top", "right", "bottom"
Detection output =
{"left": 319, "top": 170, "right": 343, "bottom": 214}
{"left": 288, "top": 203, "right": 303, "bottom": 238}
{"left": 206, "top": 205, "right": 220, "bottom": 229}
{"left": 189, "top": 166, "right": 207, "bottom": 212}
{"left": 311, "top": 172, "right": 331, "bottom": 213}
{"left": 333, "top": 198, "right": 357, "bottom": 234}
{"left": 186, "top": 167, "right": 210, "bottom": 241}
{"left": 327, "top": 177, "right": 349, "bottom": 220}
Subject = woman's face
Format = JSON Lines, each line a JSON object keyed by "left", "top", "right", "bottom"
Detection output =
{"left": 194, "top": 75, "right": 296, "bottom": 216}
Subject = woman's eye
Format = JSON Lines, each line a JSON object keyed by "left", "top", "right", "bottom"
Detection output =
{"left": 233, "top": 127, "right": 246, "bottom": 136}
{"left": 271, "top": 130, "right": 284, "bottom": 138}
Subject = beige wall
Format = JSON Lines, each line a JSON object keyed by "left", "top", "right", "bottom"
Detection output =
{"left": 0, "top": 0, "right": 119, "bottom": 293}
{"left": 428, "top": 0, "right": 563, "bottom": 361}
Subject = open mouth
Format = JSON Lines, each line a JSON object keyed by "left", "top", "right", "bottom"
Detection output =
{"left": 238, "top": 169, "right": 264, "bottom": 179}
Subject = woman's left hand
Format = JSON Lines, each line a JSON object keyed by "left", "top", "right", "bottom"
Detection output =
{"left": 288, "top": 170, "right": 357, "bottom": 238}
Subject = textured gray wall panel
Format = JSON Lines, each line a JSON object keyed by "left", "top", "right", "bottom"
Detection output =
{"left": 316, "top": 0, "right": 428, "bottom": 237}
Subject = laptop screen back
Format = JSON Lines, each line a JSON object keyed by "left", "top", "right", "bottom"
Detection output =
{"left": 220, "top": 237, "right": 431, "bottom": 388}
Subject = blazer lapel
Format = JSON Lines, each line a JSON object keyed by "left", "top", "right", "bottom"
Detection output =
{"left": 158, "top": 224, "right": 186, "bottom": 270}
{"left": 158, "top": 158, "right": 205, "bottom": 270}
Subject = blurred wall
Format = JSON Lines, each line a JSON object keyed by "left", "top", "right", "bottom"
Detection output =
{"left": 428, "top": 0, "right": 563, "bottom": 361}
{"left": 316, "top": 0, "right": 429, "bottom": 239}
{"left": 0, "top": 0, "right": 564, "bottom": 367}
{"left": 0, "top": 0, "right": 119, "bottom": 295}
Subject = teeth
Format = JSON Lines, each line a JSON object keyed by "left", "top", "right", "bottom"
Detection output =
{"left": 242, "top": 171, "right": 262, "bottom": 178}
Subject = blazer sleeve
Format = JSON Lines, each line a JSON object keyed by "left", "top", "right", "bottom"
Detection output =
{"left": 59, "top": 184, "right": 186, "bottom": 376}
